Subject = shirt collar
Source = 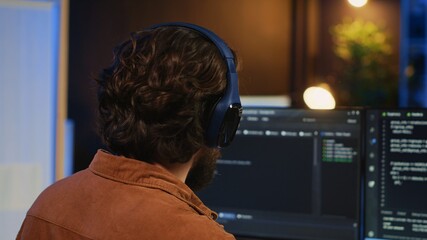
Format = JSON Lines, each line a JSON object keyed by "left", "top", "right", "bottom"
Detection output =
{"left": 89, "top": 149, "right": 218, "bottom": 220}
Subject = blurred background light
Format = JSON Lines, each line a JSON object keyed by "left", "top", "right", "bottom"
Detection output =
{"left": 303, "top": 85, "right": 336, "bottom": 109}
{"left": 348, "top": 0, "right": 368, "bottom": 8}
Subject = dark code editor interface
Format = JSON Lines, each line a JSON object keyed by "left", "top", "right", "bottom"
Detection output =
{"left": 198, "top": 107, "right": 362, "bottom": 240}
{"left": 365, "top": 109, "right": 427, "bottom": 240}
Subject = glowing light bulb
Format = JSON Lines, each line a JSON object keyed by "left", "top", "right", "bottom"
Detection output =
{"left": 348, "top": 0, "right": 368, "bottom": 8}
{"left": 303, "top": 86, "right": 336, "bottom": 110}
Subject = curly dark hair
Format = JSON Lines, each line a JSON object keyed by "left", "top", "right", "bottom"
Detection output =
{"left": 96, "top": 25, "right": 237, "bottom": 164}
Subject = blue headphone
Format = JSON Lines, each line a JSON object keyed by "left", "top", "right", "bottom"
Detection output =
{"left": 149, "top": 22, "right": 242, "bottom": 148}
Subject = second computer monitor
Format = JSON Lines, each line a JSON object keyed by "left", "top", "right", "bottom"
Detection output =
{"left": 364, "top": 109, "right": 427, "bottom": 240}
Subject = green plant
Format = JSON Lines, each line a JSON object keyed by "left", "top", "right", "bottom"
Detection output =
{"left": 330, "top": 18, "right": 397, "bottom": 106}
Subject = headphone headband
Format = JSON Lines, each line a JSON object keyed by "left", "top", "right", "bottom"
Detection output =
{"left": 149, "top": 22, "right": 235, "bottom": 60}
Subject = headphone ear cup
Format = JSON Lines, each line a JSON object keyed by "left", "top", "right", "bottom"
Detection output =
{"left": 205, "top": 96, "right": 241, "bottom": 148}
{"left": 216, "top": 103, "right": 242, "bottom": 147}
{"left": 206, "top": 101, "right": 242, "bottom": 148}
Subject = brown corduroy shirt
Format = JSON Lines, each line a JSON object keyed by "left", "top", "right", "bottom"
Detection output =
{"left": 16, "top": 149, "right": 235, "bottom": 240}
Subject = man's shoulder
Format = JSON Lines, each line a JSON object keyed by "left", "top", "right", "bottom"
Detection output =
{"left": 17, "top": 214, "right": 94, "bottom": 240}
{"left": 35, "top": 169, "right": 88, "bottom": 194}
{"left": 26, "top": 170, "right": 90, "bottom": 216}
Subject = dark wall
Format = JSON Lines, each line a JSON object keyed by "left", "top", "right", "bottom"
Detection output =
{"left": 68, "top": 0, "right": 401, "bottom": 171}
{"left": 68, "top": 0, "right": 293, "bottom": 171}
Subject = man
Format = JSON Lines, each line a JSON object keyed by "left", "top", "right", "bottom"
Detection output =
{"left": 17, "top": 22, "right": 242, "bottom": 239}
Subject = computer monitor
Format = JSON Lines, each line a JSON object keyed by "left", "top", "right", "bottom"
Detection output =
{"left": 197, "top": 107, "right": 363, "bottom": 240}
{"left": 364, "top": 109, "right": 427, "bottom": 240}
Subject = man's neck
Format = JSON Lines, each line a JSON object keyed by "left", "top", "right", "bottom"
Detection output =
{"left": 154, "top": 159, "right": 193, "bottom": 183}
